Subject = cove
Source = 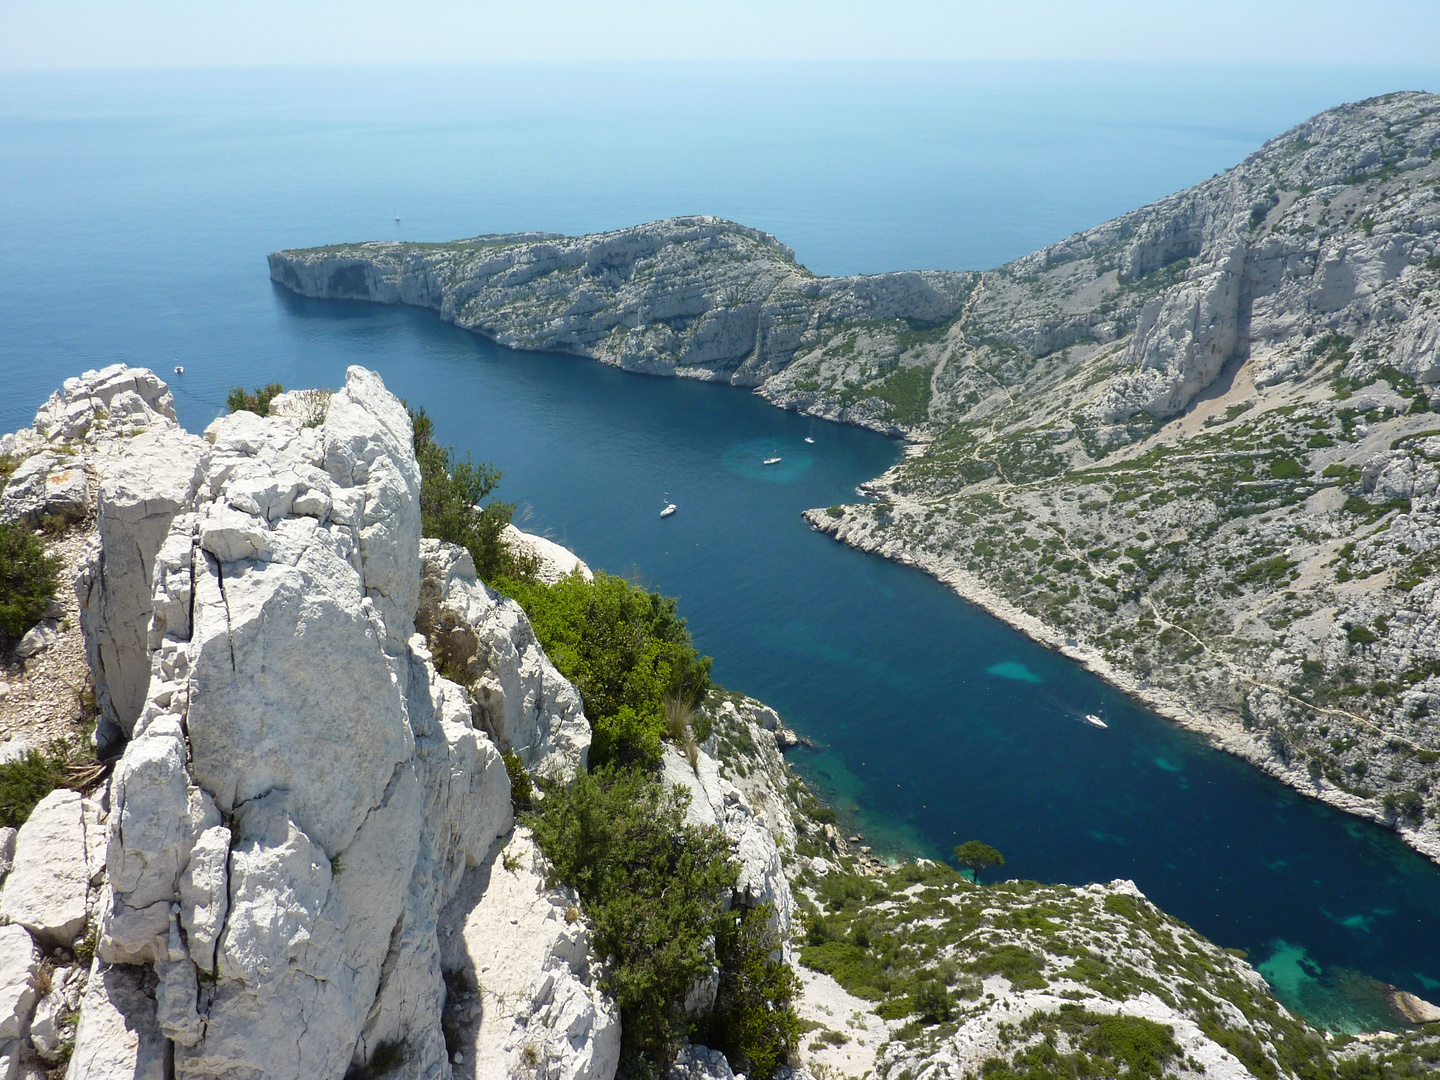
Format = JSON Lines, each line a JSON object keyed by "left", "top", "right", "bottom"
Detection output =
{"left": 7, "top": 63, "right": 1440, "bottom": 1034}
{"left": 261, "top": 300, "right": 1440, "bottom": 1033}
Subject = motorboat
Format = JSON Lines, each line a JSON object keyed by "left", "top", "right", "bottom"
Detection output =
{"left": 660, "top": 503, "right": 677, "bottom": 518}
{"left": 173, "top": 365, "right": 184, "bottom": 374}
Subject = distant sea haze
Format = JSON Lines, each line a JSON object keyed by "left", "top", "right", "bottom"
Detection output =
{"left": 4, "top": 62, "right": 1440, "bottom": 1032}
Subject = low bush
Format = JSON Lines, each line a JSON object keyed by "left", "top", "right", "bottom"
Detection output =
{"left": 411, "top": 407, "right": 536, "bottom": 584}
{"left": 0, "top": 749, "right": 66, "bottom": 828}
{"left": 0, "top": 522, "right": 60, "bottom": 649}
{"left": 225, "top": 383, "right": 285, "bottom": 416}
{"left": 705, "top": 904, "right": 802, "bottom": 1079}
{"left": 528, "top": 768, "right": 737, "bottom": 1065}
{"left": 497, "top": 571, "right": 711, "bottom": 771}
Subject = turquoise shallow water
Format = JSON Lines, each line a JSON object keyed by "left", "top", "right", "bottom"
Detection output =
{"left": 4, "top": 63, "right": 1440, "bottom": 1031}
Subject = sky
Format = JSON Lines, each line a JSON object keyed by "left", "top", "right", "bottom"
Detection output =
{"left": 3, "top": 0, "right": 1440, "bottom": 69}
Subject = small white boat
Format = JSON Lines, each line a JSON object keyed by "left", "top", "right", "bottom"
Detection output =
{"left": 660, "top": 503, "right": 677, "bottom": 518}
{"left": 1083, "top": 713, "right": 1108, "bottom": 729}
{"left": 394, "top": 211, "right": 401, "bottom": 223}
{"left": 763, "top": 456, "right": 782, "bottom": 465}
{"left": 173, "top": 365, "right": 184, "bottom": 374}
{"left": 804, "top": 436, "right": 815, "bottom": 444}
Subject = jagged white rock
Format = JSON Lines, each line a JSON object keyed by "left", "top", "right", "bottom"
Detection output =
{"left": 45, "top": 365, "right": 599, "bottom": 1080}
{"left": 437, "top": 828, "right": 620, "bottom": 1080}
{"left": 0, "top": 925, "right": 40, "bottom": 1043}
{"left": 0, "top": 790, "right": 91, "bottom": 948}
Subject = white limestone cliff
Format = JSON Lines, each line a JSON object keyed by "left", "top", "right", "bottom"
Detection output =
{"left": 0, "top": 363, "right": 805, "bottom": 1080}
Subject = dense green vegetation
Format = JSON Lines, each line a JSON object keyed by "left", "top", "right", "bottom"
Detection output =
{"left": 0, "top": 522, "right": 60, "bottom": 649}
{"left": 529, "top": 769, "right": 800, "bottom": 1076}
{"left": 225, "top": 383, "right": 286, "bottom": 416}
{"left": 410, "top": 407, "right": 537, "bottom": 584}
{"left": 704, "top": 904, "right": 803, "bottom": 1079}
{"left": 529, "top": 769, "right": 737, "bottom": 1063}
{"left": 497, "top": 570, "right": 711, "bottom": 771}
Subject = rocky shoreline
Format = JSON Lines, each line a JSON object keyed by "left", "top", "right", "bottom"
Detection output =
{"left": 802, "top": 502, "right": 1440, "bottom": 866}
{"left": 268, "top": 93, "right": 1440, "bottom": 872}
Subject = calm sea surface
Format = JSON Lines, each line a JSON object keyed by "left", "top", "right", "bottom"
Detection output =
{"left": 4, "top": 63, "right": 1440, "bottom": 1030}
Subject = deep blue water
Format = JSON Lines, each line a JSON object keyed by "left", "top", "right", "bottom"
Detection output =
{"left": 4, "top": 63, "right": 1440, "bottom": 1032}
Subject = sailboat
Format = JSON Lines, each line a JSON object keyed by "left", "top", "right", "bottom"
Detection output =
{"left": 763, "top": 438, "right": 782, "bottom": 466}
{"left": 394, "top": 211, "right": 401, "bottom": 223}
{"left": 660, "top": 503, "right": 677, "bottom": 518}
{"left": 804, "top": 423, "right": 815, "bottom": 444}
{"left": 1083, "top": 705, "right": 1109, "bottom": 728}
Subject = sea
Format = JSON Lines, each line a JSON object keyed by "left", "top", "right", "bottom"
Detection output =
{"left": 4, "top": 61, "right": 1440, "bottom": 1031}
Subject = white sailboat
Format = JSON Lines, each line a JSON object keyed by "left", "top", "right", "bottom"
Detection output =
{"left": 763, "top": 439, "right": 782, "bottom": 465}
{"left": 660, "top": 503, "right": 677, "bottom": 518}
{"left": 1083, "top": 705, "right": 1109, "bottom": 728}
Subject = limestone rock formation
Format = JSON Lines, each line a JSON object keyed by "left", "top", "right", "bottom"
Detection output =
{"left": 0, "top": 789, "right": 94, "bottom": 948}
{"left": 269, "top": 216, "right": 973, "bottom": 395}
{"left": 267, "top": 93, "right": 1440, "bottom": 857}
{"left": 0, "top": 364, "right": 613, "bottom": 1080}
{"left": 437, "top": 828, "right": 620, "bottom": 1080}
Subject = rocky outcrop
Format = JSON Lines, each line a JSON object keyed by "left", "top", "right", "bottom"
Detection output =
{"left": 0, "top": 364, "right": 614, "bottom": 1080}
{"left": 270, "top": 216, "right": 973, "bottom": 394}
{"left": 437, "top": 828, "right": 619, "bottom": 1080}
{"left": 0, "top": 789, "right": 95, "bottom": 948}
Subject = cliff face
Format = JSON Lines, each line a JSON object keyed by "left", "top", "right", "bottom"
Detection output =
{"left": 268, "top": 216, "right": 973, "bottom": 400}
{"left": 0, "top": 366, "right": 614, "bottom": 1080}
{"left": 269, "top": 92, "right": 1440, "bottom": 858}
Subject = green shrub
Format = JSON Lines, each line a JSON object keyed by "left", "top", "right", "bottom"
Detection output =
{"left": 497, "top": 571, "right": 711, "bottom": 771}
{"left": 910, "top": 978, "right": 954, "bottom": 1024}
{"left": 0, "top": 523, "right": 60, "bottom": 649}
{"left": 1270, "top": 457, "right": 1305, "bottom": 480}
{"left": 503, "top": 752, "right": 533, "bottom": 810}
{"left": 225, "top": 383, "right": 285, "bottom": 416}
{"left": 0, "top": 749, "right": 65, "bottom": 828}
{"left": 528, "top": 768, "right": 736, "bottom": 1062}
{"left": 706, "top": 904, "right": 802, "bottom": 1080}
{"left": 411, "top": 408, "right": 536, "bottom": 584}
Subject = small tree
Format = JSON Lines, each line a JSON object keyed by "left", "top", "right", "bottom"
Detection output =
{"left": 954, "top": 840, "right": 1005, "bottom": 884}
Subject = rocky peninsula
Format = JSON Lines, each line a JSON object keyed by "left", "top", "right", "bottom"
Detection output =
{"left": 271, "top": 91, "right": 1440, "bottom": 864}
{"left": 3, "top": 364, "right": 1436, "bottom": 1080}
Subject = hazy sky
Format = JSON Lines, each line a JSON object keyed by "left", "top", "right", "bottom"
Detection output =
{"left": 3, "top": 0, "right": 1439, "bottom": 69}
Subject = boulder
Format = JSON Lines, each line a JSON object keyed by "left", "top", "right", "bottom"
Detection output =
{"left": 65, "top": 963, "right": 167, "bottom": 1080}
{"left": 0, "top": 452, "right": 87, "bottom": 527}
{"left": 1, "top": 790, "right": 91, "bottom": 947}
{"left": 14, "top": 620, "right": 61, "bottom": 660}
{"left": 503, "top": 525, "right": 593, "bottom": 584}
{"left": 669, "top": 1044, "right": 738, "bottom": 1080}
{"left": 419, "top": 539, "right": 590, "bottom": 779}
{"left": 79, "top": 429, "right": 208, "bottom": 734}
{"left": 0, "top": 925, "right": 40, "bottom": 1041}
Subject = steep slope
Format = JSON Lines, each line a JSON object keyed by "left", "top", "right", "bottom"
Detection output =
{"left": 271, "top": 92, "right": 1440, "bottom": 859}
{"left": 268, "top": 216, "right": 973, "bottom": 425}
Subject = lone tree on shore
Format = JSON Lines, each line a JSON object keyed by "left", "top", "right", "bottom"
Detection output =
{"left": 954, "top": 841, "right": 1005, "bottom": 884}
